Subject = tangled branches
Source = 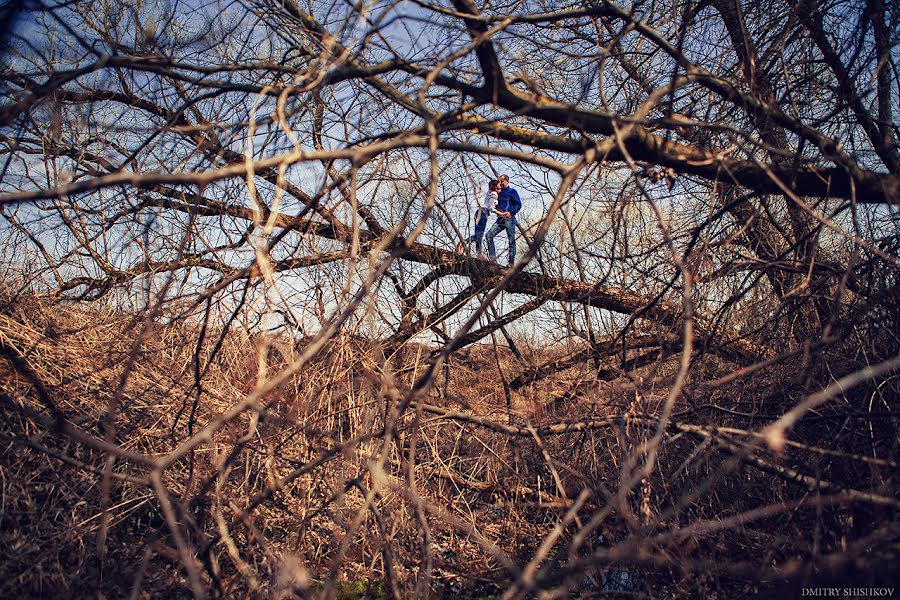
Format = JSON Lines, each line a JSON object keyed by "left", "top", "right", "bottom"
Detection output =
{"left": 0, "top": 0, "right": 898, "bottom": 597}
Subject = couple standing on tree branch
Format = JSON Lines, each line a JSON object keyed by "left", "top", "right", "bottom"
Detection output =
{"left": 456, "top": 174, "right": 522, "bottom": 267}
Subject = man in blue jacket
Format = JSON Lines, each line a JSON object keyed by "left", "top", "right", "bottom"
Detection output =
{"left": 486, "top": 174, "right": 521, "bottom": 266}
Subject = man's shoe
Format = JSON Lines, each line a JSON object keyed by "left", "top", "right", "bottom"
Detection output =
{"left": 476, "top": 252, "right": 486, "bottom": 260}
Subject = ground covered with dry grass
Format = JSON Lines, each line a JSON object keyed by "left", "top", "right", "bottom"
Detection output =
{"left": 1, "top": 288, "right": 897, "bottom": 598}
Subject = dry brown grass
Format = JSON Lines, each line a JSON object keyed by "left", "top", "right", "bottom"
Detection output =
{"left": 1, "top": 288, "right": 897, "bottom": 598}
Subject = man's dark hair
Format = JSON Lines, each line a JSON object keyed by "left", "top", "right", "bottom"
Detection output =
{"left": 499, "top": 174, "right": 509, "bottom": 181}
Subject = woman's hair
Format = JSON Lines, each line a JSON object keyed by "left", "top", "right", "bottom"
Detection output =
{"left": 488, "top": 179, "right": 499, "bottom": 190}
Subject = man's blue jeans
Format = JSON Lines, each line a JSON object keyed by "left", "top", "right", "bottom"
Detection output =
{"left": 486, "top": 216, "right": 516, "bottom": 264}
{"left": 464, "top": 208, "right": 489, "bottom": 253}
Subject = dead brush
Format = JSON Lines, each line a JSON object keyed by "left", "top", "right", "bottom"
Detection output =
{"left": 1, "top": 281, "right": 898, "bottom": 598}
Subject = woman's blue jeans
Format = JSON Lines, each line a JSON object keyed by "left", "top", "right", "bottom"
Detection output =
{"left": 486, "top": 216, "right": 516, "bottom": 264}
{"left": 464, "top": 208, "right": 490, "bottom": 252}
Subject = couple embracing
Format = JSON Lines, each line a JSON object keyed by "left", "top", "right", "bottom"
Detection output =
{"left": 456, "top": 174, "right": 521, "bottom": 267}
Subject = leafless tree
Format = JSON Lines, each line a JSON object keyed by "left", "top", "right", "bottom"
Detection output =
{"left": 0, "top": 0, "right": 897, "bottom": 596}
